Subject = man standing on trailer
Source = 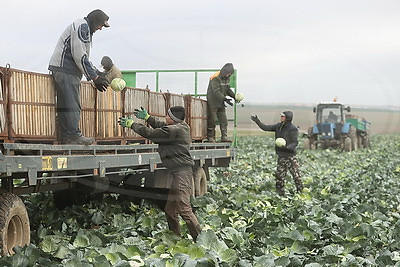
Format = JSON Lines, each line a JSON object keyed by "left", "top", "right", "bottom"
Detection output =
{"left": 206, "top": 63, "right": 243, "bottom": 142}
{"left": 118, "top": 106, "right": 202, "bottom": 241}
{"left": 49, "top": 9, "right": 110, "bottom": 145}
{"left": 251, "top": 111, "right": 304, "bottom": 196}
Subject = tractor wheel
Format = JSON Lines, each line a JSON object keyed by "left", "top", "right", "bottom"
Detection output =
{"left": 0, "top": 193, "right": 30, "bottom": 255}
{"left": 303, "top": 138, "right": 311, "bottom": 150}
{"left": 349, "top": 127, "right": 358, "bottom": 151}
{"left": 193, "top": 167, "right": 207, "bottom": 197}
{"left": 344, "top": 137, "right": 352, "bottom": 152}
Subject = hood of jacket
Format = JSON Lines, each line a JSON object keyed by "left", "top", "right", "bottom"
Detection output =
{"left": 283, "top": 111, "right": 293, "bottom": 123}
{"left": 219, "top": 63, "right": 234, "bottom": 77}
{"left": 86, "top": 9, "right": 109, "bottom": 34}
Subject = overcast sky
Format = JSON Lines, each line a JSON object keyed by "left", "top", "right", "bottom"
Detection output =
{"left": 2, "top": 0, "right": 399, "bottom": 107}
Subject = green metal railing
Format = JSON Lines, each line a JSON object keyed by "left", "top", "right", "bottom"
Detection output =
{"left": 121, "top": 69, "right": 239, "bottom": 146}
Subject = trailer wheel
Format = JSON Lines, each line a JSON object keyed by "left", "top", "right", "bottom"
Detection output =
{"left": 344, "top": 137, "right": 352, "bottom": 152}
{"left": 193, "top": 167, "right": 207, "bottom": 197}
{"left": 362, "top": 136, "right": 371, "bottom": 148}
{"left": 349, "top": 127, "right": 358, "bottom": 151}
{"left": 357, "top": 136, "right": 363, "bottom": 149}
{"left": 0, "top": 193, "right": 30, "bottom": 255}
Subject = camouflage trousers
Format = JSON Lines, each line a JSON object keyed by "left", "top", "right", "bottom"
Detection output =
{"left": 275, "top": 155, "right": 304, "bottom": 196}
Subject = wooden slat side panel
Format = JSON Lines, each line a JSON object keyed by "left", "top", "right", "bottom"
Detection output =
{"left": 166, "top": 93, "right": 185, "bottom": 109}
{"left": 188, "top": 97, "right": 207, "bottom": 140}
{"left": 79, "top": 81, "right": 96, "bottom": 138}
{"left": 149, "top": 91, "right": 166, "bottom": 123}
{"left": 0, "top": 69, "right": 7, "bottom": 136}
{"left": 96, "top": 86, "right": 123, "bottom": 140}
{"left": 80, "top": 110, "right": 95, "bottom": 138}
{"left": 124, "top": 87, "right": 149, "bottom": 139}
{"left": 8, "top": 69, "right": 56, "bottom": 140}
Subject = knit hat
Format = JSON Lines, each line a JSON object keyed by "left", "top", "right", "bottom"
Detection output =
{"left": 101, "top": 56, "right": 113, "bottom": 71}
{"left": 167, "top": 106, "right": 185, "bottom": 122}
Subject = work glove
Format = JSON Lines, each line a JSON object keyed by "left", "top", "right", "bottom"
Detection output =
{"left": 133, "top": 107, "right": 150, "bottom": 121}
{"left": 93, "top": 75, "right": 109, "bottom": 92}
{"left": 224, "top": 98, "right": 233, "bottom": 107}
{"left": 251, "top": 115, "right": 260, "bottom": 123}
{"left": 118, "top": 116, "right": 134, "bottom": 128}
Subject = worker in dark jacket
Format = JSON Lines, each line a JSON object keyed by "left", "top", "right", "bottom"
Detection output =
{"left": 49, "top": 9, "right": 110, "bottom": 145}
{"left": 206, "top": 63, "right": 243, "bottom": 142}
{"left": 251, "top": 111, "right": 304, "bottom": 196}
{"left": 118, "top": 106, "right": 202, "bottom": 241}
{"left": 101, "top": 56, "right": 122, "bottom": 83}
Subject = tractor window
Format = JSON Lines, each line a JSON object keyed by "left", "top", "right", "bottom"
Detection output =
{"left": 321, "top": 107, "right": 341, "bottom": 123}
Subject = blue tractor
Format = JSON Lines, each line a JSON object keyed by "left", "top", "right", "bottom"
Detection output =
{"left": 303, "top": 102, "right": 370, "bottom": 151}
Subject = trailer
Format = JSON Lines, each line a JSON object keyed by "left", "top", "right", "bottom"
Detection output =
{"left": 0, "top": 66, "right": 238, "bottom": 255}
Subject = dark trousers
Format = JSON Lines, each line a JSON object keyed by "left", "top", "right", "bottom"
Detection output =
{"left": 207, "top": 105, "right": 228, "bottom": 135}
{"left": 52, "top": 71, "right": 82, "bottom": 139}
{"left": 275, "top": 155, "right": 304, "bottom": 196}
{"left": 164, "top": 166, "right": 201, "bottom": 241}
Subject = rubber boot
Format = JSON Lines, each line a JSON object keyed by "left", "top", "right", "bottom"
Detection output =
{"left": 220, "top": 129, "right": 231, "bottom": 142}
{"left": 207, "top": 129, "right": 215, "bottom": 143}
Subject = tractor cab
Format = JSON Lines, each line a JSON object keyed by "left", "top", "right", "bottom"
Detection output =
{"left": 312, "top": 103, "right": 351, "bottom": 141}
{"left": 314, "top": 103, "right": 348, "bottom": 124}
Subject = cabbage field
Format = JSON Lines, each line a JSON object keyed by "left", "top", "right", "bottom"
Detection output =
{"left": 3, "top": 135, "right": 400, "bottom": 266}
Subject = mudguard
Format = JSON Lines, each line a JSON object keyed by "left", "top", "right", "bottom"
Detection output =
{"left": 341, "top": 123, "right": 351, "bottom": 134}
{"left": 312, "top": 124, "right": 319, "bottom": 134}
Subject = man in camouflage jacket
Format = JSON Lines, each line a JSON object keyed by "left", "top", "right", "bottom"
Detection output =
{"left": 251, "top": 111, "right": 304, "bottom": 196}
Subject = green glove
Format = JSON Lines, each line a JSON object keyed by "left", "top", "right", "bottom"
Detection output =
{"left": 118, "top": 116, "right": 134, "bottom": 128}
{"left": 133, "top": 106, "right": 150, "bottom": 121}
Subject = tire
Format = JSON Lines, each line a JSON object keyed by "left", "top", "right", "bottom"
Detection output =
{"left": 0, "top": 193, "right": 30, "bottom": 255}
{"left": 303, "top": 138, "right": 311, "bottom": 150}
{"left": 349, "top": 127, "right": 358, "bottom": 151}
{"left": 362, "top": 136, "right": 371, "bottom": 148}
{"left": 193, "top": 167, "right": 207, "bottom": 197}
{"left": 343, "top": 137, "right": 352, "bottom": 152}
{"left": 357, "top": 136, "right": 362, "bottom": 149}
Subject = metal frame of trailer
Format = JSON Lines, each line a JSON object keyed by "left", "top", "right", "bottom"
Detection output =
{"left": 0, "top": 141, "right": 236, "bottom": 255}
{"left": 0, "top": 142, "right": 235, "bottom": 195}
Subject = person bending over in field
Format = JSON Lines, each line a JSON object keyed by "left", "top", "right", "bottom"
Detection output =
{"left": 251, "top": 111, "right": 304, "bottom": 196}
{"left": 118, "top": 106, "right": 202, "bottom": 241}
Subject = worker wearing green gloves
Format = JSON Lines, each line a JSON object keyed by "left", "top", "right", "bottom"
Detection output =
{"left": 118, "top": 106, "right": 202, "bottom": 241}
